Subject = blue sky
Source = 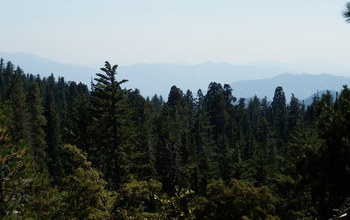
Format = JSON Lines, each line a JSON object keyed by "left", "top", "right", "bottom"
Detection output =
{"left": 1, "top": 0, "right": 350, "bottom": 68}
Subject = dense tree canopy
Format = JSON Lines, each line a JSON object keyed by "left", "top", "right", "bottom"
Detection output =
{"left": 0, "top": 59, "right": 349, "bottom": 219}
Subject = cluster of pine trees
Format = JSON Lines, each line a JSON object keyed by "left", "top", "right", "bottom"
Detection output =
{"left": 1, "top": 59, "right": 350, "bottom": 219}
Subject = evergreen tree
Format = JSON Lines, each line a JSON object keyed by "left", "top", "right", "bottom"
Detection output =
{"left": 192, "top": 179, "right": 278, "bottom": 219}
{"left": 44, "top": 75, "right": 62, "bottom": 178}
{"left": 0, "top": 104, "right": 58, "bottom": 219}
{"left": 114, "top": 179, "right": 162, "bottom": 219}
{"left": 271, "top": 86, "right": 287, "bottom": 148}
{"left": 272, "top": 129, "right": 321, "bottom": 219}
{"left": 4, "top": 56, "right": 350, "bottom": 219}
{"left": 90, "top": 61, "right": 134, "bottom": 189}
{"left": 287, "top": 94, "right": 302, "bottom": 134}
{"left": 26, "top": 80, "right": 47, "bottom": 163}
{"left": 190, "top": 89, "right": 217, "bottom": 193}
{"left": 56, "top": 76, "right": 70, "bottom": 144}
{"left": 57, "top": 144, "right": 114, "bottom": 219}
{"left": 204, "top": 82, "right": 231, "bottom": 138}
{"left": 315, "top": 86, "right": 350, "bottom": 218}
{"left": 127, "top": 89, "right": 157, "bottom": 181}
{"left": 0, "top": 58, "right": 5, "bottom": 102}
{"left": 4, "top": 61, "right": 14, "bottom": 98}
{"left": 8, "top": 67, "right": 30, "bottom": 143}
{"left": 204, "top": 83, "right": 235, "bottom": 181}
{"left": 343, "top": 2, "right": 350, "bottom": 22}
{"left": 66, "top": 89, "right": 91, "bottom": 153}
{"left": 155, "top": 86, "right": 191, "bottom": 194}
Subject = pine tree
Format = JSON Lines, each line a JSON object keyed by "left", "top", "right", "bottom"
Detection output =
{"left": 0, "top": 58, "right": 5, "bottom": 102}
{"left": 26, "top": 80, "right": 47, "bottom": 163}
{"left": 90, "top": 61, "right": 134, "bottom": 189}
{"left": 204, "top": 83, "right": 235, "bottom": 181}
{"left": 127, "top": 89, "right": 157, "bottom": 181}
{"left": 4, "top": 61, "right": 14, "bottom": 98}
{"left": 193, "top": 179, "right": 278, "bottom": 219}
{"left": 0, "top": 104, "right": 57, "bottom": 219}
{"left": 8, "top": 67, "right": 30, "bottom": 143}
{"left": 44, "top": 75, "right": 62, "bottom": 178}
{"left": 287, "top": 94, "right": 302, "bottom": 135}
{"left": 66, "top": 90, "right": 91, "bottom": 153}
{"left": 271, "top": 86, "right": 287, "bottom": 147}
{"left": 57, "top": 144, "right": 114, "bottom": 219}
{"left": 204, "top": 82, "right": 231, "bottom": 138}
{"left": 272, "top": 129, "right": 321, "bottom": 219}
{"left": 192, "top": 98, "right": 217, "bottom": 193}
{"left": 315, "top": 86, "right": 350, "bottom": 218}
{"left": 343, "top": 2, "right": 350, "bottom": 23}
{"left": 155, "top": 86, "right": 191, "bottom": 194}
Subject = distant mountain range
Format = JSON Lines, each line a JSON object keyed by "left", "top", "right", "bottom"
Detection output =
{"left": 302, "top": 90, "right": 338, "bottom": 106}
{"left": 0, "top": 52, "right": 98, "bottom": 85}
{"left": 1, "top": 52, "right": 350, "bottom": 101}
{"left": 118, "top": 62, "right": 294, "bottom": 98}
{"left": 230, "top": 73, "right": 350, "bottom": 101}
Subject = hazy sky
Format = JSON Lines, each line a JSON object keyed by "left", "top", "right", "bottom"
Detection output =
{"left": 1, "top": 0, "right": 350, "bottom": 68}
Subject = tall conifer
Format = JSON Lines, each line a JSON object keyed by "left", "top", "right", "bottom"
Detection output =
{"left": 90, "top": 61, "right": 133, "bottom": 189}
{"left": 8, "top": 67, "right": 29, "bottom": 143}
{"left": 26, "top": 80, "right": 47, "bottom": 162}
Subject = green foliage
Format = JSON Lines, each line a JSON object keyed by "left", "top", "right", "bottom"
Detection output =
{"left": 65, "top": 87, "right": 91, "bottom": 152}
{"left": 269, "top": 129, "right": 321, "bottom": 219}
{"left": 313, "top": 86, "right": 350, "bottom": 218}
{"left": 60, "top": 143, "right": 92, "bottom": 171}
{"left": 44, "top": 75, "right": 62, "bottom": 179}
{"left": 58, "top": 144, "right": 114, "bottom": 220}
{"left": 90, "top": 61, "right": 134, "bottom": 189}
{"left": 153, "top": 86, "right": 198, "bottom": 194}
{"left": 8, "top": 67, "right": 30, "bottom": 143}
{"left": 59, "top": 167, "right": 114, "bottom": 220}
{"left": 114, "top": 179, "right": 162, "bottom": 219}
{"left": 0, "top": 106, "right": 58, "bottom": 219}
{"left": 156, "top": 186, "right": 196, "bottom": 220}
{"left": 0, "top": 142, "right": 35, "bottom": 218}
{"left": 193, "top": 179, "right": 278, "bottom": 220}
{"left": 271, "top": 86, "right": 287, "bottom": 144}
{"left": 203, "top": 83, "right": 236, "bottom": 182}
{"left": 287, "top": 94, "right": 303, "bottom": 133}
{"left": 127, "top": 89, "right": 157, "bottom": 181}
{"left": 3, "top": 59, "right": 350, "bottom": 219}
{"left": 26, "top": 80, "right": 47, "bottom": 163}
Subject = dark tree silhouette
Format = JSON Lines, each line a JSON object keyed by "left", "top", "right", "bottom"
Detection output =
{"left": 343, "top": 2, "right": 350, "bottom": 23}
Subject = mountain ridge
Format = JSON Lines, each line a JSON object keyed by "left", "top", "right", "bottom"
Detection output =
{"left": 230, "top": 73, "right": 350, "bottom": 100}
{"left": 1, "top": 52, "right": 350, "bottom": 101}
{"left": 0, "top": 52, "right": 98, "bottom": 85}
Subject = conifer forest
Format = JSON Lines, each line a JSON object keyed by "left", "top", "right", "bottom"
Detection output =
{"left": 1, "top": 58, "right": 350, "bottom": 220}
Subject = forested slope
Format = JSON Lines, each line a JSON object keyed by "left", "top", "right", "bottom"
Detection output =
{"left": 1, "top": 59, "right": 350, "bottom": 219}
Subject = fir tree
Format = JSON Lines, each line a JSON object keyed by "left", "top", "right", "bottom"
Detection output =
{"left": 44, "top": 75, "right": 62, "bottom": 178}
{"left": 8, "top": 67, "right": 30, "bottom": 143}
{"left": 90, "top": 61, "right": 134, "bottom": 189}
{"left": 271, "top": 86, "right": 287, "bottom": 148}
{"left": 26, "top": 80, "right": 47, "bottom": 163}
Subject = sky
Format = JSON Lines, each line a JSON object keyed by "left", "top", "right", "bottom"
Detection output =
{"left": 1, "top": 0, "right": 350, "bottom": 69}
